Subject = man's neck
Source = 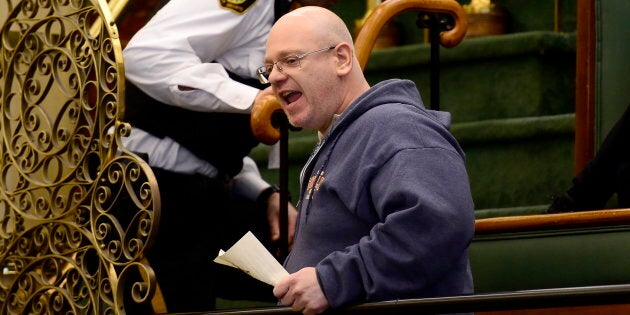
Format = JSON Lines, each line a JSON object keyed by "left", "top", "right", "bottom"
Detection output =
{"left": 318, "top": 114, "right": 341, "bottom": 141}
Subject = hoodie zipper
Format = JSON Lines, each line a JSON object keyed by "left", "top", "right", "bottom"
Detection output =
{"left": 293, "top": 138, "right": 326, "bottom": 239}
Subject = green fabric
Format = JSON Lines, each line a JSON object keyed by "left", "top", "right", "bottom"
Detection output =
{"left": 457, "top": 114, "right": 574, "bottom": 209}
{"left": 470, "top": 226, "right": 630, "bottom": 292}
{"left": 366, "top": 31, "right": 576, "bottom": 68}
{"left": 451, "top": 113, "right": 574, "bottom": 143}
{"left": 364, "top": 31, "right": 576, "bottom": 123}
{"left": 474, "top": 204, "right": 548, "bottom": 219}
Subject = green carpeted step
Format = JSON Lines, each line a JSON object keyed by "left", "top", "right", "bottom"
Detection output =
{"left": 364, "top": 31, "right": 576, "bottom": 123}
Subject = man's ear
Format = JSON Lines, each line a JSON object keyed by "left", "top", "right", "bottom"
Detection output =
{"left": 335, "top": 42, "right": 353, "bottom": 76}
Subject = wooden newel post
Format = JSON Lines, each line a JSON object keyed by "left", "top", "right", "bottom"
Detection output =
{"left": 250, "top": 94, "right": 292, "bottom": 260}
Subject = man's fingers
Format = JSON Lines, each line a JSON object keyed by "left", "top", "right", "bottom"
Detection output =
{"left": 269, "top": 219, "right": 280, "bottom": 241}
{"left": 273, "top": 278, "right": 289, "bottom": 298}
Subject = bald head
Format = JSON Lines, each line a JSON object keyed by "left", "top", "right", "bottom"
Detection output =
{"left": 271, "top": 6, "right": 353, "bottom": 51}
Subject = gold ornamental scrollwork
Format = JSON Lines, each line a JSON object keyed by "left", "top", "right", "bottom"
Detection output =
{"left": 0, "top": 0, "right": 161, "bottom": 314}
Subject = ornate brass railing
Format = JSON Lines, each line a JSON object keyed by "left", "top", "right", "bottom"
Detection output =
{"left": 0, "top": 0, "right": 161, "bottom": 313}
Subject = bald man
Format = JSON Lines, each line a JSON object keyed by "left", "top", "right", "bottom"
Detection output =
{"left": 258, "top": 6, "right": 475, "bottom": 315}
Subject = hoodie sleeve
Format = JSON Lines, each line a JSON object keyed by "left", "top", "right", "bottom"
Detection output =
{"left": 316, "top": 146, "right": 475, "bottom": 307}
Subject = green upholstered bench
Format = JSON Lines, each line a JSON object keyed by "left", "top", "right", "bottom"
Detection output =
{"left": 471, "top": 210, "right": 630, "bottom": 293}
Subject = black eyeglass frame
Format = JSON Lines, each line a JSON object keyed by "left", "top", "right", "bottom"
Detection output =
{"left": 256, "top": 45, "right": 337, "bottom": 84}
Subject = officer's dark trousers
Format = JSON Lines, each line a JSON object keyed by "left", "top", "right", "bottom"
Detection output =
{"left": 137, "top": 168, "right": 275, "bottom": 313}
{"left": 557, "top": 104, "right": 630, "bottom": 211}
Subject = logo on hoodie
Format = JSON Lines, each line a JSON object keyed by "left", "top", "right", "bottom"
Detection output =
{"left": 219, "top": 0, "right": 256, "bottom": 14}
{"left": 305, "top": 171, "right": 325, "bottom": 200}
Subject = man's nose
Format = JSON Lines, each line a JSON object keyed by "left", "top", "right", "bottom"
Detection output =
{"left": 268, "top": 65, "right": 287, "bottom": 84}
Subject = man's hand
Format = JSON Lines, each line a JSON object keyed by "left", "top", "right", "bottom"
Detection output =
{"left": 265, "top": 192, "right": 297, "bottom": 248}
{"left": 273, "top": 267, "right": 330, "bottom": 315}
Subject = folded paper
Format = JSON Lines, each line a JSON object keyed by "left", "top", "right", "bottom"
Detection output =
{"left": 213, "top": 231, "right": 289, "bottom": 286}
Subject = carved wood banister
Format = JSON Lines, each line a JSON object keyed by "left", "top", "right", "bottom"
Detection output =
{"left": 251, "top": 95, "right": 284, "bottom": 145}
{"left": 354, "top": 0, "right": 468, "bottom": 70}
{"left": 475, "top": 208, "right": 630, "bottom": 235}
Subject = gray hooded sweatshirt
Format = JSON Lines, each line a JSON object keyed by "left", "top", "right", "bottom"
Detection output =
{"left": 283, "top": 79, "right": 475, "bottom": 309}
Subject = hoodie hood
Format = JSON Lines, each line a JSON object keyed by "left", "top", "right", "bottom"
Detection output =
{"left": 328, "top": 79, "right": 452, "bottom": 139}
{"left": 298, "top": 78, "right": 463, "bottom": 206}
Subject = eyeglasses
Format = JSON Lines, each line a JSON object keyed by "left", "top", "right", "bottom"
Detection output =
{"left": 256, "top": 45, "right": 337, "bottom": 84}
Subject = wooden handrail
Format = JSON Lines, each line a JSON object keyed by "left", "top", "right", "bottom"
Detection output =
{"left": 475, "top": 208, "right": 630, "bottom": 235}
{"left": 354, "top": 0, "right": 468, "bottom": 70}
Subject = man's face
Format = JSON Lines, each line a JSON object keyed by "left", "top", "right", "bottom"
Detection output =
{"left": 265, "top": 24, "right": 341, "bottom": 132}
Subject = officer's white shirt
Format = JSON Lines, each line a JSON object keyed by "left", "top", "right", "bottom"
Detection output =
{"left": 122, "top": 0, "right": 275, "bottom": 201}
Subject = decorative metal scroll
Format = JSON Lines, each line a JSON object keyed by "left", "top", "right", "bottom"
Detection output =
{"left": 0, "top": 0, "right": 161, "bottom": 314}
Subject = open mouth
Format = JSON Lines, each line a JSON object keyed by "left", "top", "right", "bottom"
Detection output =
{"left": 281, "top": 91, "right": 302, "bottom": 104}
